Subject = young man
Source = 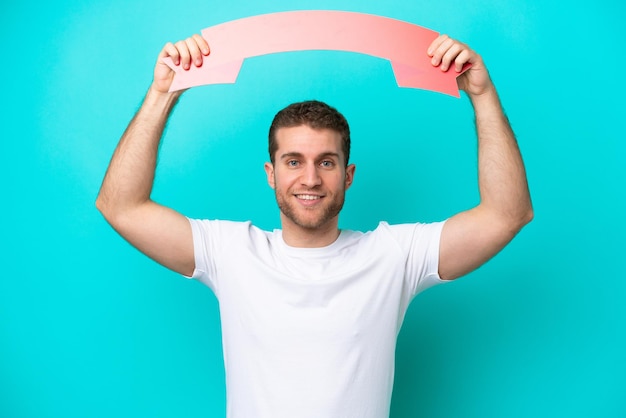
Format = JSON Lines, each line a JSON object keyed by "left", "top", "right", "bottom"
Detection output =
{"left": 97, "top": 33, "right": 532, "bottom": 418}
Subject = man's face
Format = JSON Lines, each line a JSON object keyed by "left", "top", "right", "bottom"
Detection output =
{"left": 264, "top": 125, "right": 355, "bottom": 232}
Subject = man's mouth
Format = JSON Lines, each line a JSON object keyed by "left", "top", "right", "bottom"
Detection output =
{"left": 295, "top": 194, "right": 322, "bottom": 201}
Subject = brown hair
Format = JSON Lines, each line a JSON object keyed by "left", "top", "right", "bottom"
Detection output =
{"left": 268, "top": 100, "right": 351, "bottom": 166}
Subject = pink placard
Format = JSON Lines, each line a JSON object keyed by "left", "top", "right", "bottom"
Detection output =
{"left": 162, "top": 11, "right": 470, "bottom": 97}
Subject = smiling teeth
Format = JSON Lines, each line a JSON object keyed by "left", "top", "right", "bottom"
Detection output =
{"left": 297, "top": 195, "right": 320, "bottom": 200}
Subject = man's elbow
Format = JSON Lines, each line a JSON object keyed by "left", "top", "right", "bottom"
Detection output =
{"left": 510, "top": 204, "right": 534, "bottom": 234}
{"left": 95, "top": 193, "right": 112, "bottom": 218}
{"left": 95, "top": 194, "right": 105, "bottom": 213}
{"left": 95, "top": 193, "right": 124, "bottom": 227}
{"left": 489, "top": 203, "right": 533, "bottom": 239}
{"left": 522, "top": 206, "right": 534, "bottom": 226}
{"left": 520, "top": 198, "right": 534, "bottom": 225}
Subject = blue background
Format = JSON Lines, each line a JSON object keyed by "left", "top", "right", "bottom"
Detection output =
{"left": 1, "top": 0, "right": 624, "bottom": 417}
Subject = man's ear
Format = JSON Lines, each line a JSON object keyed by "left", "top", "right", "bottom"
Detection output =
{"left": 345, "top": 164, "right": 356, "bottom": 190}
{"left": 264, "top": 162, "right": 275, "bottom": 189}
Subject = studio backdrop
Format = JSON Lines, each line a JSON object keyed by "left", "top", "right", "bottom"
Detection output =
{"left": 1, "top": 0, "right": 624, "bottom": 417}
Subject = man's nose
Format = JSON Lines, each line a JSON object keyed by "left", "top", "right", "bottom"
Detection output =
{"left": 300, "top": 164, "right": 322, "bottom": 187}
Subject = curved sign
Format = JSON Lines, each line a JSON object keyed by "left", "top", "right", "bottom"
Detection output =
{"left": 162, "top": 11, "right": 470, "bottom": 97}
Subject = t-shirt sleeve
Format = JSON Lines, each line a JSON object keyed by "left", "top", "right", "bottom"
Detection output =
{"left": 387, "top": 220, "right": 449, "bottom": 298}
{"left": 183, "top": 218, "right": 220, "bottom": 293}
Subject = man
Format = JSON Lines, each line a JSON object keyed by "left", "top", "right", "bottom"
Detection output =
{"left": 97, "top": 33, "right": 532, "bottom": 418}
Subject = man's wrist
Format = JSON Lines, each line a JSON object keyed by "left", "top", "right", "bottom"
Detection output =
{"left": 142, "top": 84, "right": 184, "bottom": 113}
{"left": 468, "top": 84, "right": 500, "bottom": 111}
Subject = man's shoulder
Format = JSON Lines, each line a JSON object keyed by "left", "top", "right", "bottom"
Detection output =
{"left": 351, "top": 220, "right": 441, "bottom": 234}
{"left": 349, "top": 220, "right": 447, "bottom": 245}
{"left": 188, "top": 218, "right": 274, "bottom": 241}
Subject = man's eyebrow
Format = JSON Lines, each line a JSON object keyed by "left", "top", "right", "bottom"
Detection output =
{"left": 318, "top": 152, "right": 341, "bottom": 160}
{"left": 279, "top": 152, "right": 303, "bottom": 160}
{"left": 279, "top": 152, "right": 341, "bottom": 160}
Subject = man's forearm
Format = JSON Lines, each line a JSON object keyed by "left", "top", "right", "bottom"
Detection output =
{"left": 96, "top": 87, "right": 182, "bottom": 218}
{"left": 470, "top": 87, "right": 533, "bottom": 228}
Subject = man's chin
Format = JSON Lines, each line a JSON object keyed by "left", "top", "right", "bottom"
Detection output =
{"left": 276, "top": 197, "right": 344, "bottom": 231}
{"left": 288, "top": 216, "right": 328, "bottom": 231}
{"left": 280, "top": 210, "right": 335, "bottom": 231}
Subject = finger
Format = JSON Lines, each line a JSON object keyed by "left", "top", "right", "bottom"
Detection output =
{"left": 427, "top": 34, "right": 449, "bottom": 57}
{"left": 185, "top": 36, "right": 204, "bottom": 67}
{"left": 192, "top": 33, "right": 210, "bottom": 56}
{"left": 453, "top": 49, "right": 473, "bottom": 72}
{"left": 439, "top": 42, "right": 465, "bottom": 71}
{"left": 160, "top": 42, "right": 180, "bottom": 66}
{"left": 175, "top": 40, "right": 192, "bottom": 70}
{"left": 430, "top": 36, "right": 455, "bottom": 67}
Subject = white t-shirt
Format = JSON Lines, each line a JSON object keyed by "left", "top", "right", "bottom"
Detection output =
{"left": 188, "top": 219, "right": 447, "bottom": 418}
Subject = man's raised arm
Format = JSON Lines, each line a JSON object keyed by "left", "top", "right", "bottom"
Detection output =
{"left": 427, "top": 35, "right": 534, "bottom": 281}
{"left": 96, "top": 35, "right": 210, "bottom": 277}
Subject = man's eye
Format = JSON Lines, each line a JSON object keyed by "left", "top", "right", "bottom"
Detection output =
{"left": 320, "top": 160, "right": 334, "bottom": 168}
{"left": 287, "top": 160, "right": 299, "bottom": 167}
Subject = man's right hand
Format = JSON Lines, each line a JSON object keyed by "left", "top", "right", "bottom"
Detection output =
{"left": 152, "top": 34, "right": 211, "bottom": 93}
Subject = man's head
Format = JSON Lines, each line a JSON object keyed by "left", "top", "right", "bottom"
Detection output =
{"left": 264, "top": 101, "right": 355, "bottom": 241}
{"left": 268, "top": 100, "right": 351, "bottom": 166}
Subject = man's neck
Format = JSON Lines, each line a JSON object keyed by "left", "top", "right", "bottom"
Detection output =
{"left": 280, "top": 218, "right": 341, "bottom": 248}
